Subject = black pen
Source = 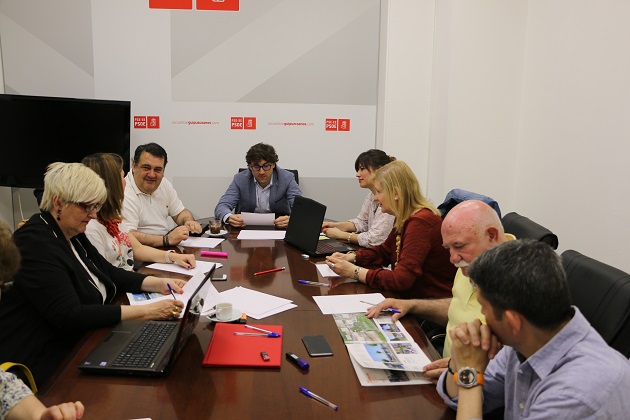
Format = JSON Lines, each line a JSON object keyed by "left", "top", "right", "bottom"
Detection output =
{"left": 286, "top": 352, "right": 309, "bottom": 370}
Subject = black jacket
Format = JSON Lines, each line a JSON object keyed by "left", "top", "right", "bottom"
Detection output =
{"left": 0, "top": 212, "right": 146, "bottom": 385}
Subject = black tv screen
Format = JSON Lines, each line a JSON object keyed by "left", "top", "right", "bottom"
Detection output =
{"left": 0, "top": 94, "right": 131, "bottom": 189}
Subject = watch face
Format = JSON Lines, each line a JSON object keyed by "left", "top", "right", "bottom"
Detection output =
{"left": 459, "top": 368, "right": 476, "bottom": 385}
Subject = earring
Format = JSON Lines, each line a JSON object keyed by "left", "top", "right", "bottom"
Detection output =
{"left": 57, "top": 210, "right": 61, "bottom": 221}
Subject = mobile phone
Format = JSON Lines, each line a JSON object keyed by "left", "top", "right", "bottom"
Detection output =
{"left": 302, "top": 335, "right": 333, "bottom": 357}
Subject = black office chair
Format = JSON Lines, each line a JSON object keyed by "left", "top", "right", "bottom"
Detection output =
{"left": 501, "top": 212, "right": 559, "bottom": 249}
{"left": 234, "top": 168, "right": 299, "bottom": 214}
{"left": 562, "top": 250, "right": 630, "bottom": 357}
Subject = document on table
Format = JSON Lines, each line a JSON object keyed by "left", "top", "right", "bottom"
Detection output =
{"left": 126, "top": 268, "right": 219, "bottom": 319}
{"left": 348, "top": 354, "right": 432, "bottom": 386}
{"left": 236, "top": 230, "right": 286, "bottom": 240}
{"left": 208, "top": 286, "right": 296, "bottom": 319}
{"left": 178, "top": 236, "right": 224, "bottom": 248}
{"left": 333, "top": 313, "right": 431, "bottom": 373}
{"left": 312, "top": 293, "right": 386, "bottom": 314}
{"left": 315, "top": 263, "right": 341, "bottom": 278}
{"left": 241, "top": 212, "right": 275, "bottom": 226}
{"left": 144, "top": 260, "right": 221, "bottom": 276}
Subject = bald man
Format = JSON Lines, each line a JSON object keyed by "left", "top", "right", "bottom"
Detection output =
{"left": 367, "top": 200, "right": 514, "bottom": 379}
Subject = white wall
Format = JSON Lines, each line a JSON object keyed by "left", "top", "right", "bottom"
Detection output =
{"left": 2, "top": 0, "right": 630, "bottom": 273}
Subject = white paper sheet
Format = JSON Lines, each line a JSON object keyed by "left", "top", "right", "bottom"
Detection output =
{"left": 236, "top": 230, "right": 286, "bottom": 240}
{"left": 144, "top": 260, "right": 221, "bottom": 276}
{"left": 178, "top": 236, "right": 225, "bottom": 248}
{"left": 315, "top": 263, "right": 341, "bottom": 278}
{"left": 217, "top": 286, "right": 294, "bottom": 319}
{"left": 241, "top": 212, "right": 275, "bottom": 226}
{"left": 312, "top": 293, "right": 386, "bottom": 314}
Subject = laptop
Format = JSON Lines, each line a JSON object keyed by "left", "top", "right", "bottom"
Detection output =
{"left": 284, "top": 196, "right": 356, "bottom": 257}
{"left": 78, "top": 266, "right": 215, "bottom": 376}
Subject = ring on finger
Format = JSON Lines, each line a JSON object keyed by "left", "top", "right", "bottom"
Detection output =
{"left": 331, "top": 263, "right": 335, "bottom": 269}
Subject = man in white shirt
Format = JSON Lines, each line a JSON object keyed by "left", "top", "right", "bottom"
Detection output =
{"left": 123, "top": 142, "right": 202, "bottom": 247}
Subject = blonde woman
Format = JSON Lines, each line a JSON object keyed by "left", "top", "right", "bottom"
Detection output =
{"left": 0, "top": 163, "right": 186, "bottom": 385}
{"left": 326, "top": 161, "right": 455, "bottom": 299}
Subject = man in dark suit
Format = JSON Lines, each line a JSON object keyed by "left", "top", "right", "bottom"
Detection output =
{"left": 214, "top": 143, "right": 301, "bottom": 229}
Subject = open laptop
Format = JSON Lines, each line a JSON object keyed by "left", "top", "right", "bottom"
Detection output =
{"left": 284, "top": 196, "right": 355, "bottom": 257}
{"left": 78, "top": 266, "right": 215, "bottom": 376}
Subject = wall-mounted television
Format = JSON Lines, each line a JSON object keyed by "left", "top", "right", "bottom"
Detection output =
{"left": 0, "top": 94, "right": 131, "bottom": 189}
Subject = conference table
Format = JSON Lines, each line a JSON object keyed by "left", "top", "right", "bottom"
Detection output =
{"left": 38, "top": 225, "right": 455, "bottom": 419}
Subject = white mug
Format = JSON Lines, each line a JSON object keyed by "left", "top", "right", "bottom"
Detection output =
{"left": 216, "top": 302, "right": 233, "bottom": 321}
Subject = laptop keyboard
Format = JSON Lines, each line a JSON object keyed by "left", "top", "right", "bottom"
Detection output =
{"left": 316, "top": 241, "right": 344, "bottom": 254}
{"left": 112, "top": 322, "right": 177, "bottom": 368}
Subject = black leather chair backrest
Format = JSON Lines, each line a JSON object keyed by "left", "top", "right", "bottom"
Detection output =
{"left": 501, "top": 212, "right": 559, "bottom": 249}
{"left": 562, "top": 250, "right": 630, "bottom": 357}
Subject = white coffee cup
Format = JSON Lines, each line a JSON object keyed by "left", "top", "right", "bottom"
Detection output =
{"left": 216, "top": 302, "right": 233, "bottom": 321}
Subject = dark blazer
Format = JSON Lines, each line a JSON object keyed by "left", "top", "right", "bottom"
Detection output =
{"left": 0, "top": 212, "right": 146, "bottom": 385}
{"left": 214, "top": 167, "right": 302, "bottom": 222}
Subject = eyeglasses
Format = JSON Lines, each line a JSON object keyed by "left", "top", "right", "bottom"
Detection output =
{"left": 249, "top": 163, "right": 274, "bottom": 172}
{"left": 75, "top": 202, "right": 103, "bottom": 213}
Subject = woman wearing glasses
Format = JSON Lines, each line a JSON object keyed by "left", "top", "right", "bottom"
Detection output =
{"left": 0, "top": 162, "right": 186, "bottom": 386}
{"left": 322, "top": 149, "right": 396, "bottom": 247}
{"left": 214, "top": 143, "right": 302, "bottom": 229}
{"left": 82, "top": 153, "right": 196, "bottom": 271}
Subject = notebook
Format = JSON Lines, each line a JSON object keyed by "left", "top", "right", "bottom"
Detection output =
{"left": 203, "top": 323, "right": 283, "bottom": 368}
{"left": 78, "top": 266, "right": 215, "bottom": 376}
{"left": 284, "top": 196, "right": 355, "bottom": 257}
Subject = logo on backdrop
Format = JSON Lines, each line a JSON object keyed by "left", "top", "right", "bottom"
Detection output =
{"left": 325, "top": 118, "right": 350, "bottom": 132}
{"left": 231, "top": 117, "right": 256, "bottom": 130}
{"left": 134, "top": 116, "right": 160, "bottom": 129}
{"left": 149, "top": 0, "right": 240, "bottom": 11}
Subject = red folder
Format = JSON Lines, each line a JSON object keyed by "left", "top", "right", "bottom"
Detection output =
{"left": 203, "top": 324, "right": 283, "bottom": 368}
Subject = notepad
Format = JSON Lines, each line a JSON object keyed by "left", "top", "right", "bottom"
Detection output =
{"left": 202, "top": 324, "right": 283, "bottom": 368}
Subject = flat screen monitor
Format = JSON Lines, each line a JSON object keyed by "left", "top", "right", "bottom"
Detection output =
{"left": 0, "top": 94, "right": 131, "bottom": 189}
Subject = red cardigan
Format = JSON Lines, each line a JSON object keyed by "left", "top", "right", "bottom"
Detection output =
{"left": 356, "top": 208, "right": 455, "bottom": 299}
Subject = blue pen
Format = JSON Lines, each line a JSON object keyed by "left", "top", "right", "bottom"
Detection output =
{"left": 298, "top": 279, "right": 330, "bottom": 287}
{"left": 361, "top": 300, "right": 401, "bottom": 314}
{"left": 167, "top": 283, "right": 176, "bottom": 300}
{"left": 299, "top": 387, "right": 338, "bottom": 410}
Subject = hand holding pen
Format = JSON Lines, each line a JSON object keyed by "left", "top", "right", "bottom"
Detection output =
{"left": 364, "top": 298, "right": 410, "bottom": 322}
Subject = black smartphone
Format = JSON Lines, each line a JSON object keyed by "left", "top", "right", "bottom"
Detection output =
{"left": 302, "top": 335, "right": 333, "bottom": 357}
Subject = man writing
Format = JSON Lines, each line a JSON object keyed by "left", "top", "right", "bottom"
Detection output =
{"left": 123, "top": 143, "right": 202, "bottom": 247}
{"left": 367, "top": 200, "right": 514, "bottom": 378}
{"left": 440, "top": 239, "right": 630, "bottom": 418}
{"left": 214, "top": 143, "right": 301, "bottom": 229}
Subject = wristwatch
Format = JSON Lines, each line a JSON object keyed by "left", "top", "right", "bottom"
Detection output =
{"left": 454, "top": 366, "right": 484, "bottom": 388}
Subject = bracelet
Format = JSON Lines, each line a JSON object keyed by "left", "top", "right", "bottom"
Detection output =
{"left": 163, "top": 234, "right": 170, "bottom": 247}
{"left": 164, "top": 250, "right": 173, "bottom": 264}
{"left": 347, "top": 232, "right": 354, "bottom": 243}
{"left": 447, "top": 358, "right": 454, "bottom": 375}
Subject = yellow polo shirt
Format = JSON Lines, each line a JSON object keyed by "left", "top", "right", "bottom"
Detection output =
{"left": 443, "top": 234, "right": 516, "bottom": 357}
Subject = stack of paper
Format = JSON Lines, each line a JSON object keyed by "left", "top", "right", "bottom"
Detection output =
{"left": 216, "top": 286, "right": 296, "bottom": 319}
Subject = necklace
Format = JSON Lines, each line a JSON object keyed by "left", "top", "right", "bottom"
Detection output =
{"left": 395, "top": 234, "right": 401, "bottom": 267}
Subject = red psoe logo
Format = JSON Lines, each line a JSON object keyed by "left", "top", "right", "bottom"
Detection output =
{"left": 244, "top": 117, "right": 256, "bottom": 130}
{"left": 147, "top": 116, "right": 160, "bottom": 129}
{"left": 149, "top": 0, "right": 192, "bottom": 10}
{"left": 338, "top": 119, "right": 350, "bottom": 132}
{"left": 231, "top": 117, "right": 244, "bottom": 129}
{"left": 325, "top": 118, "right": 338, "bottom": 131}
{"left": 197, "top": 0, "right": 240, "bottom": 11}
{"left": 134, "top": 116, "right": 147, "bottom": 129}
